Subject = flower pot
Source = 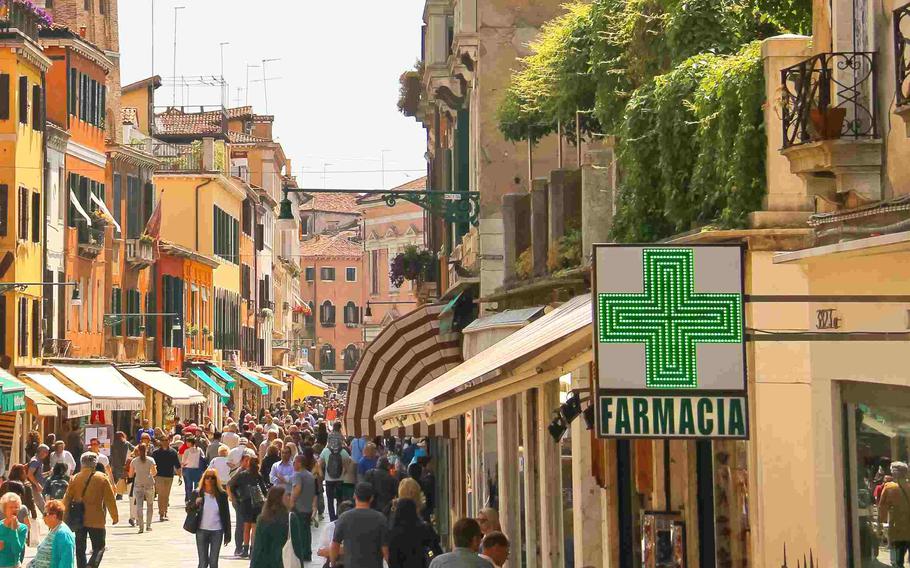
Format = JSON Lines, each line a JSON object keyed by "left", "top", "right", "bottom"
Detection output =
{"left": 809, "top": 107, "right": 847, "bottom": 140}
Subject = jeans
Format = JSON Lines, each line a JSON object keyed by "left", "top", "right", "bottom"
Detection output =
{"left": 293, "top": 510, "right": 312, "bottom": 561}
{"left": 324, "top": 480, "right": 342, "bottom": 522}
{"left": 155, "top": 476, "right": 174, "bottom": 518}
{"left": 196, "top": 529, "right": 224, "bottom": 568}
{"left": 231, "top": 499, "right": 244, "bottom": 553}
{"left": 183, "top": 467, "right": 202, "bottom": 500}
{"left": 75, "top": 527, "right": 106, "bottom": 568}
{"left": 134, "top": 484, "right": 155, "bottom": 529}
{"left": 893, "top": 541, "right": 910, "bottom": 567}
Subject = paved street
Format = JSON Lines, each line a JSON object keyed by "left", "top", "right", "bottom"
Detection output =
{"left": 24, "top": 480, "right": 330, "bottom": 568}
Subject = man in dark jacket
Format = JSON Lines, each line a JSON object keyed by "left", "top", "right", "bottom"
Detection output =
{"left": 364, "top": 457, "right": 399, "bottom": 515}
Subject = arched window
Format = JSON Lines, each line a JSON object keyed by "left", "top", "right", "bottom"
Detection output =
{"left": 343, "top": 301, "right": 360, "bottom": 325}
{"left": 319, "top": 300, "right": 335, "bottom": 326}
{"left": 320, "top": 343, "right": 336, "bottom": 371}
{"left": 343, "top": 344, "right": 361, "bottom": 371}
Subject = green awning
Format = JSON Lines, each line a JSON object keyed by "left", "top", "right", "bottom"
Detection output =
{"left": 236, "top": 368, "right": 269, "bottom": 396}
{"left": 205, "top": 365, "right": 237, "bottom": 391}
{"left": 187, "top": 368, "right": 230, "bottom": 404}
{"left": 439, "top": 291, "right": 463, "bottom": 334}
{"left": 0, "top": 371, "right": 26, "bottom": 412}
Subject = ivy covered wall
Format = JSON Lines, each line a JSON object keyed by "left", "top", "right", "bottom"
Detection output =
{"left": 497, "top": 0, "right": 811, "bottom": 242}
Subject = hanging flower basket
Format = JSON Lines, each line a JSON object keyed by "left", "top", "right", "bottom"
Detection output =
{"left": 292, "top": 304, "right": 311, "bottom": 316}
{"left": 389, "top": 245, "right": 436, "bottom": 287}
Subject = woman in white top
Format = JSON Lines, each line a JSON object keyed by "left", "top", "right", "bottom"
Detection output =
{"left": 191, "top": 469, "right": 231, "bottom": 568}
{"left": 127, "top": 443, "right": 157, "bottom": 534}
{"left": 181, "top": 437, "right": 205, "bottom": 501}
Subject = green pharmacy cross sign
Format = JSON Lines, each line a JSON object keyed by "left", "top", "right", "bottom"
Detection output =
{"left": 597, "top": 248, "right": 743, "bottom": 389}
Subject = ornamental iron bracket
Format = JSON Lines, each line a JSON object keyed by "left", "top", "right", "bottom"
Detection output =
{"left": 289, "top": 188, "right": 480, "bottom": 226}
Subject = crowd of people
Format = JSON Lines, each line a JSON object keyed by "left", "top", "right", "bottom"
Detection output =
{"left": 0, "top": 393, "right": 513, "bottom": 568}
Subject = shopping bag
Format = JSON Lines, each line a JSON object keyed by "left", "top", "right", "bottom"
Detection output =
{"left": 27, "top": 515, "right": 44, "bottom": 547}
{"left": 282, "top": 512, "right": 302, "bottom": 568}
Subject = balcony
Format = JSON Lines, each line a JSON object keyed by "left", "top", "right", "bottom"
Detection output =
{"left": 125, "top": 238, "right": 155, "bottom": 268}
{"left": 153, "top": 139, "right": 228, "bottom": 175}
{"left": 779, "top": 51, "right": 882, "bottom": 203}
{"left": 77, "top": 225, "right": 104, "bottom": 258}
{"left": 894, "top": 4, "right": 910, "bottom": 131}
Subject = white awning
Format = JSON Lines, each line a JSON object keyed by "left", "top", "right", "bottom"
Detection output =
{"left": 70, "top": 190, "right": 92, "bottom": 225}
{"left": 89, "top": 192, "right": 121, "bottom": 234}
{"left": 51, "top": 364, "right": 145, "bottom": 412}
{"left": 118, "top": 367, "right": 206, "bottom": 406}
{"left": 21, "top": 372, "right": 91, "bottom": 418}
{"left": 24, "top": 386, "right": 59, "bottom": 417}
{"left": 375, "top": 294, "right": 593, "bottom": 430}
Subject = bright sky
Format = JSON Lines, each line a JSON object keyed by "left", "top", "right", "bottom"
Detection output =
{"left": 119, "top": 0, "right": 427, "bottom": 191}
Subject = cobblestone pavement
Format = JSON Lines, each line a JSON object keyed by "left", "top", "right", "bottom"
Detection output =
{"left": 23, "top": 479, "right": 330, "bottom": 567}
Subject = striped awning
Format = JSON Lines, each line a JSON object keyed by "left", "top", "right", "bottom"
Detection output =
{"left": 346, "top": 303, "right": 462, "bottom": 438}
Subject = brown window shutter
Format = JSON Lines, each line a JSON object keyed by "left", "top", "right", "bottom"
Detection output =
{"left": 18, "top": 76, "right": 27, "bottom": 125}
{"left": 30, "top": 191, "right": 39, "bottom": 243}
{"left": 0, "top": 74, "right": 10, "bottom": 120}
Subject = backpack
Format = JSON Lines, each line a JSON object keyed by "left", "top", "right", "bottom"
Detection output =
{"left": 326, "top": 447, "right": 343, "bottom": 479}
{"left": 45, "top": 477, "right": 69, "bottom": 500}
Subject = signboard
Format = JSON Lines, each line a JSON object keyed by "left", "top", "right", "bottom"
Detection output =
{"left": 593, "top": 244, "right": 748, "bottom": 439}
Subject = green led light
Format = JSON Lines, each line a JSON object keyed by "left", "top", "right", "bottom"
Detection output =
{"left": 598, "top": 248, "right": 742, "bottom": 389}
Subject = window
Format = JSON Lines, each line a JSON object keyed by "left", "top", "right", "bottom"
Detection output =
{"left": 30, "top": 191, "right": 39, "bottom": 243}
{"left": 31, "top": 299, "right": 39, "bottom": 357}
{"left": 343, "top": 344, "right": 361, "bottom": 371}
{"left": 17, "top": 187, "right": 28, "bottom": 241}
{"left": 343, "top": 301, "right": 360, "bottom": 325}
{"left": 305, "top": 267, "right": 314, "bottom": 282}
{"left": 346, "top": 267, "right": 357, "bottom": 282}
{"left": 320, "top": 267, "right": 336, "bottom": 281}
{"left": 320, "top": 344, "right": 335, "bottom": 371}
{"left": 302, "top": 301, "right": 314, "bottom": 329}
{"left": 99, "top": 0, "right": 106, "bottom": 14}
{"left": 126, "top": 290, "right": 140, "bottom": 337}
{"left": 143, "top": 181, "right": 153, "bottom": 226}
{"left": 255, "top": 223, "right": 264, "bottom": 251}
{"left": 17, "top": 297, "right": 27, "bottom": 357}
{"left": 0, "top": 184, "right": 7, "bottom": 237}
{"left": 18, "top": 76, "right": 26, "bottom": 125}
{"left": 112, "top": 174, "right": 121, "bottom": 238}
{"left": 300, "top": 215, "right": 310, "bottom": 237}
{"left": 0, "top": 74, "right": 10, "bottom": 120}
{"left": 370, "top": 250, "right": 380, "bottom": 294}
{"left": 161, "top": 276, "right": 184, "bottom": 348}
{"left": 84, "top": 0, "right": 91, "bottom": 10}
{"left": 31, "top": 84, "right": 42, "bottom": 131}
{"left": 319, "top": 301, "right": 335, "bottom": 327}
{"left": 110, "top": 288, "right": 122, "bottom": 337}
{"left": 213, "top": 206, "right": 239, "bottom": 263}
{"left": 241, "top": 199, "right": 253, "bottom": 236}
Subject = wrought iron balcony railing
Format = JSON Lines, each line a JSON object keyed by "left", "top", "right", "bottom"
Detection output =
{"left": 77, "top": 225, "right": 104, "bottom": 257}
{"left": 780, "top": 51, "right": 878, "bottom": 148}
{"left": 895, "top": 4, "right": 910, "bottom": 106}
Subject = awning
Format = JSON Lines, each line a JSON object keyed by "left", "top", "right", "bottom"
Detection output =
{"left": 89, "top": 192, "right": 122, "bottom": 234}
{"left": 276, "top": 366, "right": 326, "bottom": 390}
{"left": 347, "top": 303, "right": 463, "bottom": 438}
{"left": 0, "top": 370, "right": 26, "bottom": 412}
{"left": 70, "top": 189, "right": 92, "bottom": 225}
{"left": 289, "top": 375, "right": 326, "bottom": 402}
{"left": 187, "top": 368, "right": 230, "bottom": 403}
{"left": 118, "top": 367, "right": 207, "bottom": 406}
{"left": 375, "top": 294, "right": 593, "bottom": 430}
{"left": 51, "top": 364, "right": 145, "bottom": 412}
{"left": 205, "top": 364, "right": 236, "bottom": 390}
{"left": 21, "top": 373, "right": 91, "bottom": 418}
{"left": 23, "top": 386, "right": 58, "bottom": 417}
{"left": 235, "top": 368, "right": 269, "bottom": 396}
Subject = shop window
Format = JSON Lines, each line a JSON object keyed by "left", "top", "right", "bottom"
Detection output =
{"left": 320, "top": 344, "right": 335, "bottom": 370}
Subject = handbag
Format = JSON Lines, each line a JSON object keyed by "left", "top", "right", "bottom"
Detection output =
{"left": 183, "top": 496, "right": 200, "bottom": 534}
{"left": 27, "top": 515, "right": 45, "bottom": 547}
{"left": 66, "top": 472, "right": 94, "bottom": 531}
{"left": 282, "top": 512, "right": 302, "bottom": 568}
{"left": 249, "top": 481, "right": 265, "bottom": 508}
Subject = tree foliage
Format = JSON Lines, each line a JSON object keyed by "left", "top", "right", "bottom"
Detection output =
{"left": 497, "top": 0, "right": 811, "bottom": 240}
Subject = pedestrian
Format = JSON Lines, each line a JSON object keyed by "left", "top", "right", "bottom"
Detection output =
{"left": 255, "top": 429, "right": 273, "bottom": 460}
{"left": 330, "top": 482, "right": 390, "bottom": 568}
{"left": 340, "top": 445, "right": 357, "bottom": 504}
{"left": 109, "top": 432, "right": 132, "bottom": 502}
{"left": 29, "top": 498, "right": 75, "bottom": 568}
{"left": 391, "top": 478, "right": 426, "bottom": 518}
{"left": 429, "top": 518, "right": 492, "bottom": 568}
{"left": 350, "top": 435, "right": 368, "bottom": 464}
{"left": 86, "top": 439, "right": 112, "bottom": 482}
{"left": 269, "top": 446, "right": 295, "bottom": 493}
{"left": 357, "top": 443, "right": 379, "bottom": 481}
{"left": 48, "top": 443, "right": 75, "bottom": 478}
{"left": 42, "top": 464, "right": 70, "bottom": 502}
{"left": 249, "top": 486, "right": 292, "bottom": 568}
{"left": 226, "top": 455, "right": 267, "bottom": 559}
{"left": 188, "top": 469, "right": 231, "bottom": 568}
{"left": 64, "top": 422, "right": 83, "bottom": 473}
{"left": 61, "top": 453, "right": 118, "bottom": 568}
{"left": 221, "top": 425, "right": 240, "bottom": 450}
{"left": 319, "top": 442, "right": 350, "bottom": 522}
{"left": 317, "top": 500, "right": 352, "bottom": 567}
{"left": 2, "top": 465, "right": 37, "bottom": 522}
{"left": 0, "top": 492, "right": 27, "bottom": 568}
{"left": 259, "top": 445, "right": 280, "bottom": 486}
{"left": 388, "top": 498, "right": 443, "bottom": 568}
{"left": 209, "top": 446, "right": 231, "bottom": 489}
{"left": 364, "top": 457, "right": 399, "bottom": 515}
{"left": 477, "top": 507, "right": 502, "bottom": 535}
{"left": 289, "top": 454, "right": 317, "bottom": 564}
{"left": 127, "top": 443, "right": 156, "bottom": 534}
{"left": 27, "top": 444, "right": 49, "bottom": 515}
{"left": 479, "top": 532, "right": 510, "bottom": 568}
{"left": 226, "top": 438, "right": 251, "bottom": 472}
{"left": 181, "top": 437, "right": 205, "bottom": 501}
{"left": 151, "top": 437, "right": 180, "bottom": 521}
{"left": 204, "top": 432, "right": 223, "bottom": 464}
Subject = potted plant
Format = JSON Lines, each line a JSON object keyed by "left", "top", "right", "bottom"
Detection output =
{"left": 139, "top": 233, "right": 155, "bottom": 244}
{"left": 809, "top": 105, "right": 846, "bottom": 140}
{"left": 202, "top": 326, "right": 210, "bottom": 336}
{"left": 389, "top": 245, "right": 436, "bottom": 287}
{"left": 260, "top": 307, "right": 274, "bottom": 320}
{"left": 186, "top": 325, "right": 198, "bottom": 337}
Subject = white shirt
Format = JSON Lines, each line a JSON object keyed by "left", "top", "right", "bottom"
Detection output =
{"left": 210, "top": 457, "right": 231, "bottom": 486}
{"left": 264, "top": 422, "right": 279, "bottom": 434}
{"left": 182, "top": 447, "right": 204, "bottom": 469}
{"left": 221, "top": 432, "right": 240, "bottom": 449}
{"left": 49, "top": 450, "right": 76, "bottom": 476}
{"left": 199, "top": 494, "right": 222, "bottom": 531}
{"left": 227, "top": 446, "right": 253, "bottom": 468}
{"left": 95, "top": 453, "right": 109, "bottom": 467}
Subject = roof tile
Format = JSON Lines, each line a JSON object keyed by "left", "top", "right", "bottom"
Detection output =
{"left": 301, "top": 192, "right": 362, "bottom": 214}
{"left": 299, "top": 233, "right": 362, "bottom": 258}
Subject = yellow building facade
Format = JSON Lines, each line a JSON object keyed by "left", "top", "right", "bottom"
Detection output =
{"left": 0, "top": 29, "right": 51, "bottom": 370}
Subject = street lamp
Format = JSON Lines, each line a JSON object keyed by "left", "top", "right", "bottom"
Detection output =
{"left": 364, "top": 300, "right": 417, "bottom": 318}
{"left": 0, "top": 282, "right": 80, "bottom": 305}
{"left": 275, "top": 188, "right": 297, "bottom": 233}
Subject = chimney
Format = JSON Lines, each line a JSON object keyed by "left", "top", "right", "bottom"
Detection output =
{"left": 202, "top": 138, "right": 215, "bottom": 171}
{"left": 79, "top": 26, "right": 87, "bottom": 38}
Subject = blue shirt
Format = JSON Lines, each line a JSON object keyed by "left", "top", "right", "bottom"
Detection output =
{"left": 351, "top": 437, "right": 368, "bottom": 463}
{"left": 357, "top": 457, "right": 378, "bottom": 477}
{"left": 136, "top": 428, "right": 155, "bottom": 444}
{"left": 0, "top": 520, "right": 27, "bottom": 567}
{"left": 269, "top": 460, "right": 295, "bottom": 492}
{"left": 51, "top": 523, "right": 75, "bottom": 568}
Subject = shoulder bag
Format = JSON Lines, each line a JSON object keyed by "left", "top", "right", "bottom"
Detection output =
{"left": 66, "top": 473, "right": 94, "bottom": 531}
{"left": 183, "top": 492, "right": 201, "bottom": 534}
{"left": 282, "top": 512, "right": 302, "bottom": 568}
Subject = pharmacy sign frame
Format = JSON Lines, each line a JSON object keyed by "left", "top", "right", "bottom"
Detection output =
{"left": 593, "top": 244, "right": 749, "bottom": 439}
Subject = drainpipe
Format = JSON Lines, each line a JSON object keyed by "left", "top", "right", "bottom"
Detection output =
{"left": 40, "top": 69, "right": 48, "bottom": 352}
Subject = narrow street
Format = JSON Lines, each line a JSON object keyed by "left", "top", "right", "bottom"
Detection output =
{"left": 23, "top": 481, "right": 330, "bottom": 568}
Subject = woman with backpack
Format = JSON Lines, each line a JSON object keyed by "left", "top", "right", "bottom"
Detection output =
{"left": 226, "top": 456, "right": 267, "bottom": 559}
{"left": 319, "top": 443, "right": 349, "bottom": 522}
{"left": 42, "top": 463, "right": 70, "bottom": 502}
